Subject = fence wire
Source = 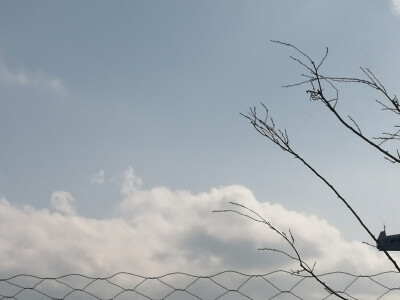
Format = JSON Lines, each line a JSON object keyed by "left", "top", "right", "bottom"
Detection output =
{"left": 1, "top": 269, "right": 400, "bottom": 300}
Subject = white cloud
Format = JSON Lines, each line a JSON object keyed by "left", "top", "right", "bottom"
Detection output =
{"left": 90, "top": 169, "right": 106, "bottom": 185}
{"left": 50, "top": 191, "right": 77, "bottom": 216}
{"left": 0, "top": 168, "right": 398, "bottom": 298}
{"left": 0, "top": 57, "right": 67, "bottom": 95}
{"left": 120, "top": 166, "right": 143, "bottom": 196}
{"left": 390, "top": 0, "right": 400, "bottom": 15}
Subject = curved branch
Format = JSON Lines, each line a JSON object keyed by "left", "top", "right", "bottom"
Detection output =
{"left": 215, "top": 202, "right": 351, "bottom": 299}
{"left": 241, "top": 106, "right": 400, "bottom": 273}
{"left": 273, "top": 40, "right": 400, "bottom": 163}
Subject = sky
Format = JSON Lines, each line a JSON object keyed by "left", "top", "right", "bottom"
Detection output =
{"left": 1, "top": 0, "right": 400, "bottom": 298}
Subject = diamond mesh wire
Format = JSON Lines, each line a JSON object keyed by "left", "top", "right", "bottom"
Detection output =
{"left": 1, "top": 269, "right": 400, "bottom": 300}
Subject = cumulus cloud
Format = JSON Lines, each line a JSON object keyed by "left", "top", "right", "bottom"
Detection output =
{"left": 390, "top": 0, "right": 400, "bottom": 15}
{"left": 0, "top": 168, "right": 397, "bottom": 298}
{"left": 0, "top": 56, "right": 67, "bottom": 95}
{"left": 50, "top": 191, "right": 77, "bottom": 216}
{"left": 120, "top": 166, "right": 143, "bottom": 195}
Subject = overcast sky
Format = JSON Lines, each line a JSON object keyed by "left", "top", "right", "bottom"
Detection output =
{"left": 1, "top": 1, "right": 400, "bottom": 298}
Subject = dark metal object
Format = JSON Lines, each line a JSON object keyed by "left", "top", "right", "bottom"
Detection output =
{"left": 377, "top": 230, "right": 400, "bottom": 251}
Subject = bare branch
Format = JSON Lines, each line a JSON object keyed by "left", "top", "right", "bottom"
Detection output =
{"left": 216, "top": 202, "right": 352, "bottom": 299}
{"left": 273, "top": 40, "right": 400, "bottom": 163}
{"left": 271, "top": 40, "right": 314, "bottom": 64}
{"left": 348, "top": 115, "right": 362, "bottom": 135}
{"left": 316, "top": 47, "right": 329, "bottom": 70}
{"left": 241, "top": 104, "right": 400, "bottom": 273}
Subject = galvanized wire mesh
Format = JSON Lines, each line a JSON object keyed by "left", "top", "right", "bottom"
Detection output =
{"left": 1, "top": 269, "right": 400, "bottom": 300}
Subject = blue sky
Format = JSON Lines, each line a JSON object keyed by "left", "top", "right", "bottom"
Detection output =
{"left": 1, "top": 1, "right": 400, "bottom": 292}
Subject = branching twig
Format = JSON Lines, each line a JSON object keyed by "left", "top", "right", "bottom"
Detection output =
{"left": 215, "top": 202, "right": 351, "bottom": 299}
{"left": 271, "top": 40, "right": 400, "bottom": 163}
{"left": 241, "top": 105, "right": 400, "bottom": 273}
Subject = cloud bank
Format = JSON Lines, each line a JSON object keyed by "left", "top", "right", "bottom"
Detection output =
{"left": 0, "top": 168, "right": 397, "bottom": 298}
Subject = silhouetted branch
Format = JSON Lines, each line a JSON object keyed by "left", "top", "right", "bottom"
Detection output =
{"left": 241, "top": 104, "right": 400, "bottom": 273}
{"left": 214, "top": 202, "right": 351, "bottom": 299}
{"left": 271, "top": 40, "right": 400, "bottom": 163}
